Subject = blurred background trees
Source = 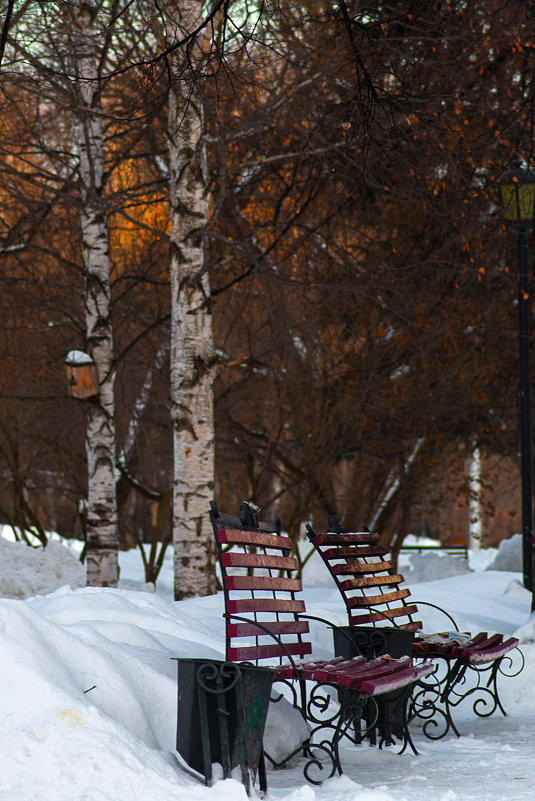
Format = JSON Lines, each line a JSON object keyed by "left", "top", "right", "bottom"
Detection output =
{"left": 0, "top": 0, "right": 534, "bottom": 589}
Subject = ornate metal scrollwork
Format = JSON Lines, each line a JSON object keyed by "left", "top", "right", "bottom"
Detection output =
{"left": 267, "top": 677, "right": 372, "bottom": 779}
{"left": 264, "top": 740, "right": 339, "bottom": 784}
{"left": 499, "top": 646, "right": 525, "bottom": 679}
{"left": 196, "top": 661, "right": 242, "bottom": 694}
{"left": 409, "top": 646, "right": 525, "bottom": 740}
{"left": 408, "top": 666, "right": 453, "bottom": 740}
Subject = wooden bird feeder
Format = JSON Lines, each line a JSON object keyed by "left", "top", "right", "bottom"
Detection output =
{"left": 64, "top": 350, "right": 99, "bottom": 399}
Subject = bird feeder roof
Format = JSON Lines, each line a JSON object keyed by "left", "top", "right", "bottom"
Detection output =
{"left": 64, "top": 350, "right": 95, "bottom": 366}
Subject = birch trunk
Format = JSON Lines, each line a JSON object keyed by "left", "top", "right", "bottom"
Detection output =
{"left": 166, "top": 2, "right": 216, "bottom": 599}
{"left": 368, "top": 438, "right": 425, "bottom": 534}
{"left": 71, "top": 2, "right": 118, "bottom": 586}
{"left": 468, "top": 446, "right": 483, "bottom": 550}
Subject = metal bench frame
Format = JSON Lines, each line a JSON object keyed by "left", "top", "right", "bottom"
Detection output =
{"left": 209, "top": 501, "right": 434, "bottom": 785}
{"left": 305, "top": 515, "right": 524, "bottom": 740}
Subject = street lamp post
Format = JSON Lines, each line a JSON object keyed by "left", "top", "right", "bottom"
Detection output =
{"left": 499, "top": 160, "right": 535, "bottom": 596}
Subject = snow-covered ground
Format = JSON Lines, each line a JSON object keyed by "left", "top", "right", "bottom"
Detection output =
{"left": 1, "top": 526, "right": 534, "bottom": 800}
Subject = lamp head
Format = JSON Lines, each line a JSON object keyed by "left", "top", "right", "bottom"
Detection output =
{"left": 499, "top": 159, "right": 535, "bottom": 233}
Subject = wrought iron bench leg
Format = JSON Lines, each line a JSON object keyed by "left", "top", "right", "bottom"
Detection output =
{"left": 258, "top": 750, "right": 267, "bottom": 794}
{"left": 487, "top": 658, "right": 507, "bottom": 717}
{"left": 444, "top": 658, "right": 506, "bottom": 722}
{"left": 440, "top": 660, "right": 464, "bottom": 738}
{"left": 409, "top": 650, "right": 523, "bottom": 742}
{"left": 408, "top": 665, "right": 456, "bottom": 741}
{"left": 376, "top": 685, "right": 419, "bottom": 755}
{"left": 267, "top": 680, "right": 374, "bottom": 781}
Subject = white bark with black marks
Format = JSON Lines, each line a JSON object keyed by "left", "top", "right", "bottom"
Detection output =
{"left": 72, "top": 1, "right": 118, "bottom": 587}
{"left": 166, "top": 1, "right": 216, "bottom": 600}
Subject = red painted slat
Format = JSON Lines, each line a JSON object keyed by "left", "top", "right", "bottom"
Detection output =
{"left": 322, "top": 545, "right": 387, "bottom": 560}
{"left": 298, "top": 658, "right": 363, "bottom": 680}
{"left": 412, "top": 633, "right": 519, "bottom": 664}
{"left": 349, "top": 606, "right": 421, "bottom": 626}
{"left": 308, "top": 654, "right": 382, "bottom": 677}
{"left": 227, "top": 620, "right": 310, "bottom": 637}
{"left": 314, "top": 533, "right": 380, "bottom": 546}
{"left": 227, "top": 641, "right": 312, "bottom": 662}
{"left": 359, "top": 662, "right": 434, "bottom": 694}
{"left": 225, "top": 575, "right": 302, "bottom": 592}
{"left": 346, "top": 588, "right": 411, "bottom": 607}
{"left": 307, "top": 655, "right": 412, "bottom": 685}
{"left": 342, "top": 656, "right": 411, "bottom": 682}
{"left": 339, "top": 574, "right": 405, "bottom": 591}
{"left": 227, "top": 598, "right": 306, "bottom": 614}
{"left": 217, "top": 528, "right": 294, "bottom": 551}
{"left": 221, "top": 552, "right": 297, "bottom": 571}
{"left": 332, "top": 560, "right": 394, "bottom": 576}
{"left": 470, "top": 633, "right": 500, "bottom": 650}
{"left": 465, "top": 632, "right": 489, "bottom": 647}
{"left": 461, "top": 638, "right": 519, "bottom": 664}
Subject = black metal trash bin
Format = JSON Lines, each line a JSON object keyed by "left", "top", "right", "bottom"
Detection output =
{"left": 333, "top": 626, "right": 414, "bottom": 747}
{"left": 175, "top": 658, "right": 273, "bottom": 793}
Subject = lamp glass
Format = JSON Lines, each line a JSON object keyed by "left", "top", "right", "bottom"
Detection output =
{"left": 500, "top": 176, "right": 535, "bottom": 223}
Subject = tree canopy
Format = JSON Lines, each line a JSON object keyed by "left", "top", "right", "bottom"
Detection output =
{"left": 0, "top": 0, "right": 534, "bottom": 558}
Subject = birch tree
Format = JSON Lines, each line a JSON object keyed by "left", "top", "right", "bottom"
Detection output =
{"left": 164, "top": 1, "right": 216, "bottom": 599}
{"left": 70, "top": 1, "right": 118, "bottom": 586}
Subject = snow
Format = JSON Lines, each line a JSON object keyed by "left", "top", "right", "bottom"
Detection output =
{"left": 400, "top": 552, "right": 471, "bottom": 584}
{"left": 1, "top": 526, "right": 535, "bottom": 800}
{"left": 0, "top": 535, "right": 85, "bottom": 598}
{"left": 485, "top": 534, "right": 524, "bottom": 572}
{"left": 64, "top": 349, "right": 95, "bottom": 365}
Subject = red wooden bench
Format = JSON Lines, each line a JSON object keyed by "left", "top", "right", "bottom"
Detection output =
{"left": 305, "top": 516, "right": 523, "bottom": 740}
{"left": 209, "top": 501, "right": 434, "bottom": 782}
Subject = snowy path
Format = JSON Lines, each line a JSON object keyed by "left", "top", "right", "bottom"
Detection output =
{"left": 1, "top": 533, "right": 535, "bottom": 800}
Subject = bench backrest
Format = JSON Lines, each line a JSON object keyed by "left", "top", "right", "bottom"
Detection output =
{"left": 305, "top": 516, "right": 422, "bottom": 631}
{"left": 209, "top": 501, "right": 313, "bottom": 665}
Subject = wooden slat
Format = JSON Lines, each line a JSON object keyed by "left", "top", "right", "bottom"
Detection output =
{"left": 412, "top": 633, "right": 513, "bottom": 663}
{"left": 221, "top": 552, "right": 298, "bottom": 571}
{"left": 413, "top": 632, "right": 492, "bottom": 659}
{"left": 458, "top": 633, "right": 496, "bottom": 652}
{"left": 346, "top": 587, "right": 411, "bottom": 608}
{"left": 464, "top": 632, "right": 488, "bottom": 647}
{"left": 359, "top": 662, "right": 434, "bottom": 695}
{"left": 350, "top": 606, "right": 422, "bottom": 627}
{"left": 322, "top": 545, "right": 388, "bottom": 560}
{"left": 228, "top": 641, "right": 312, "bottom": 662}
{"left": 300, "top": 657, "right": 366, "bottom": 681}
{"left": 471, "top": 633, "right": 499, "bottom": 649}
{"left": 359, "top": 672, "right": 413, "bottom": 695}
{"left": 339, "top": 573, "right": 405, "bottom": 591}
{"left": 342, "top": 655, "right": 412, "bottom": 681}
{"left": 314, "top": 532, "right": 380, "bottom": 546}
{"left": 228, "top": 620, "right": 310, "bottom": 638}
{"left": 217, "top": 528, "right": 293, "bottom": 551}
{"left": 299, "top": 656, "right": 359, "bottom": 676}
{"left": 225, "top": 575, "right": 302, "bottom": 592}
{"left": 337, "top": 657, "right": 413, "bottom": 686}
{"left": 227, "top": 598, "right": 306, "bottom": 614}
{"left": 331, "top": 559, "right": 394, "bottom": 576}
{"left": 460, "top": 637, "right": 519, "bottom": 664}
{"left": 308, "top": 655, "right": 395, "bottom": 682}
{"left": 308, "top": 655, "right": 421, "bottom": 689}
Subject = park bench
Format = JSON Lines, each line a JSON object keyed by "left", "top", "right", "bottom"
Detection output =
{"left": 208, "top": 501, "right": 434, "bottom": 789}
{"left": 305, "top": 515, "right": 523, "bottom": 740}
